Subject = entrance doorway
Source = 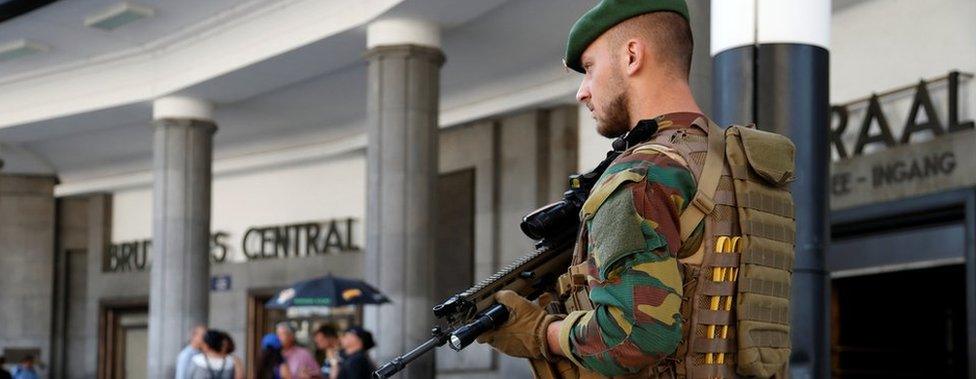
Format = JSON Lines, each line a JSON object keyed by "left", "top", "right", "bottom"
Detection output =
{"left": 246, "top": 291, "right": 361, "bottom": 378}
{"left": 434, "top": 169, "right": 476, "bottom": 303}
{"left": 831, "top": 264, "right": 967, "bottom": 378}
{"left": 98, "top": 300, "right": 148, "bottom": 379}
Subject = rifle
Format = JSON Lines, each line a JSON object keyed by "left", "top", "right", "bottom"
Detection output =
{"left": 374, "top": 122, "right": 655, "bottom": 378}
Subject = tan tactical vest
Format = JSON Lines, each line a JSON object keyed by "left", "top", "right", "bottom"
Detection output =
{"left": 551, "top": 118, "right": 796, "bottom": 379}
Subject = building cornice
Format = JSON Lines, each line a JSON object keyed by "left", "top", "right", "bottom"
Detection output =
{"left": 0, "top": 0, "right": 402, "bottom": 129}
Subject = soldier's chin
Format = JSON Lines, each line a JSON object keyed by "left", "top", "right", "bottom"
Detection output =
{"left": 596, "top": 121, "right": 626, "bottom": 138}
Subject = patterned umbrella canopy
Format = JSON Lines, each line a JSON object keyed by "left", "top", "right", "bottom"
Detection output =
{"left": 265, "top": 274, "right": 391, "bottom": 309}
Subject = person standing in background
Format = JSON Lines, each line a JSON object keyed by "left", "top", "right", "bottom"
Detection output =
{"left": 219, "top": 332, "right": 245, "bottom": 379}
{"left": 187, "top": 330, "right": 237, "bottom": 379}
{"left": 10, "top": 356, "right": 37, "bottom": 379}
{"left": 276, "top": 323, "right": 322, "bottom": 378}
{"left": 312, "top": 325, "right": 340, "bottom": 378}
{"left": 176, "top": 325, "right": 207, "bottom": 379}
{"left": 328, "top": 327, "right": 375, "bottom": 379}
{"left": 258, "top": 333, "right": 293, "bottom": 379}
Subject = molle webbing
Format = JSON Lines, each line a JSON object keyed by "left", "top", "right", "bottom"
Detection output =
{"left": 726, "top": 126, "right": 796, "bottom": 378}
{"left": 741, "top": 240, "right": 794, "bottom": 272}
{"left": 739, "top": 212, "right": 795, "bottom": 244}
{"left": 654, "top": 121, "right": 795, "bottom": 379}
{"left": 737, "top": 277, "right": 791, "bottom": 299}
{"left": 739, "top": 302, "right": 791, "bottom": 325}
{"left": 700, "top": 279, "right": 736, "bottom": 297}
{"left": 650, "top": 120, "right": 742, "bottom": 379}
{"left": 737, "top": 190, "right": 794, "bottom": 218}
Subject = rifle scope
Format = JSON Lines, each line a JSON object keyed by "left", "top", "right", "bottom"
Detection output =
{"left": 519, "top": 199, "right": 579, "bottom": 241}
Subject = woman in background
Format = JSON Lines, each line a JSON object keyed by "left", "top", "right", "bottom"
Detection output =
{"left": 257, "top": 333, "right": 292, "bottom": 379}
{"left": 220, "top": 332, "right": 245, "bottom": 379}
{"left": 187, "top": 330, "right": 237, "bottom": 379}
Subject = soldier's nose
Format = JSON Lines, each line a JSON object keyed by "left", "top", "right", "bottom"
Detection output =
{"left": 576, "top": 82, "right": 590, "bottom": 104}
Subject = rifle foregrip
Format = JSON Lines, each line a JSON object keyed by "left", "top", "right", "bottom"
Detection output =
{"left": 448, "top": 304, "right": 510, "bottom": 351}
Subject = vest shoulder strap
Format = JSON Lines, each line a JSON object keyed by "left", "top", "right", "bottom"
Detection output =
{"left": 679, "top": 118, "right": 727, "bottom": 241}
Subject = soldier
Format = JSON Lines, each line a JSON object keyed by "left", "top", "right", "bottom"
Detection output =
{"left": 479, "top": 0, "right": 727, "bottom": 377}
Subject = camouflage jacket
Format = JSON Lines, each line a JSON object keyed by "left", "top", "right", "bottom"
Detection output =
{"left": 557, "top": 113, "right": 701, "bottom": 376}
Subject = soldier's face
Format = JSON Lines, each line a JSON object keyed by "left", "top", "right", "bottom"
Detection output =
{"left": 576, "top": 36, "right": 631, "bottom": 138}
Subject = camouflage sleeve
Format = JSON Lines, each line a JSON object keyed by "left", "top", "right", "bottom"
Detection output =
{"left": 557, "top": 147, "right": 697, "bottom": 376}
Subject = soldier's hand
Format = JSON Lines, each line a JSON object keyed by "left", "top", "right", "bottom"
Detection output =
{"left": 476, "top": 290, "right": 560, "bottom": 359}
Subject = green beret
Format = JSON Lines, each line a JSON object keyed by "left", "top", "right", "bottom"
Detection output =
{"left": 564, "top": 0, "right": 690, "bottom": 73}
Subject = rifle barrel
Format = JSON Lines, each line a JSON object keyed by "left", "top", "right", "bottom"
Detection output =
{"left": 373, "top": 328, "right": 449, "bottom": 379}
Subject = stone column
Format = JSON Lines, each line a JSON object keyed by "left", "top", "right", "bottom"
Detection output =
{"left": 0, "top": 174, "right": 57, "bottom": 376}
{"left": 363, "top": 19, "right": 443, "bottom": 379}
{"left": 147, "top": 97, "right": 216, "bottom": 378}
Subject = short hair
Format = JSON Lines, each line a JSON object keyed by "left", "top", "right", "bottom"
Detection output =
{"left": 314, "top": 324, "right": 338, "bottom": 338}
{"left": 607, "top": 11, "right": 694, "bottom": 79}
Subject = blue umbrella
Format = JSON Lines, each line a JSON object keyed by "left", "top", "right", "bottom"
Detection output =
{"left": 266, "top": 274, "right": 391, "bottom": 309}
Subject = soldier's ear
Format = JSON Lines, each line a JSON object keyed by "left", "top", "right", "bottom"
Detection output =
{"left": 625, "top": 39, "right": 644, "bottom": 76}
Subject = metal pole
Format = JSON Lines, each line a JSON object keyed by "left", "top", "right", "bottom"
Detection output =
{"left": 711, "top": 1, "right": 831, "bottom": 378}
{"left": 756, "top": 43, "right": 831, "bottom": 379}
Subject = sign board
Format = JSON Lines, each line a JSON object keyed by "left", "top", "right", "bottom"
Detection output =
{"left": 831, "top": 130, "right": 975, "bottom": 209}
{"left": 105, "top": 217, "right": 360, "bottom": 273}
{"left": 829, "top": 71, "right": 974, "bottom": 209}
{"left": 211, "top": 275, "right": 232, "bottom": 292}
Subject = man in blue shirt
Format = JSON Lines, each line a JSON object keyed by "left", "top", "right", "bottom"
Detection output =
{"left": 10, "top": 356, "right": 37, "bottom": 379}
{"left": 175, "top": 325, "right": 206, "bottom": 379}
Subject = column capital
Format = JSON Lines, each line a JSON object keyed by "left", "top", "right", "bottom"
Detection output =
{"left": 710, "top": 0, "right": 829, "bottom": 56}
{"left": 152, "top": 96, "right": 214, "bottom": 122}
{"left": 363, "top": 44, "right": 445, "bottom": 67}
{"left": 367, "top": 18, "right": 440, "bottom": 50}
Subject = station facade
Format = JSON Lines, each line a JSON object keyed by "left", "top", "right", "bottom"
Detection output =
{"left": 0, "top": 0, "right": 972, "bottom": 378}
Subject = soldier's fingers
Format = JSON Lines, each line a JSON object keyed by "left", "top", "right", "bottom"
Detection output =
{"left": 495, "top": 290, "right": 527, "bottom": 306}
{"left": 495, "top": 289, "right": 517, "bottom": 300}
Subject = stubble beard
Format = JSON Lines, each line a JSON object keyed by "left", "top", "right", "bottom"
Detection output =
{"left": 595, "top": 71, "right": 631, "bottom": 138}
{"left": 596, "top": 91, "right": 631, "bottom": 138}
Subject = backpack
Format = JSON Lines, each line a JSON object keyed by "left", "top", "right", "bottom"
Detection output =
{"left": 654, "top": 119, "right": 796, "bottom": 378}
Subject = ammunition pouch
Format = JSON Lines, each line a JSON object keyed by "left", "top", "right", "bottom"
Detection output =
{"left": 557, "top": 262, "right": 595, "bottom": 313}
